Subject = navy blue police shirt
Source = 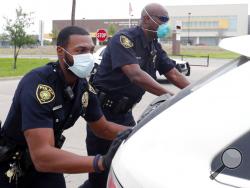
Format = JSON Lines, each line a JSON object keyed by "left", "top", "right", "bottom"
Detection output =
{"left": 93, "top": 26, "right": 176, "bottom": 103}
{"left": 1, "top": 62, "right": 103, "bottom": 145}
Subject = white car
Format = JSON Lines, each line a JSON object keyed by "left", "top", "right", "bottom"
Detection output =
{"left": 92, "top": 46, "right": 191, "bottom": 79}
{"left": 107, "top": 35, "right": 250, "bottom": 188}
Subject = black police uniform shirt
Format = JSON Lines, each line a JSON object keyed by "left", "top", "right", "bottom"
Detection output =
{"left": 1, "top": 62, "right": 103, "bottom": 145}
{"left": 93, "top": 26, "right": 176, "bottom": 103}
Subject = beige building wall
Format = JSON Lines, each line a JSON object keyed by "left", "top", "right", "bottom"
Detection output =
{"left": 52, "top": 4, "right": 248, "bottom": 46}
{"left": 166, "top": 4, "right": 248, "bottom": 45}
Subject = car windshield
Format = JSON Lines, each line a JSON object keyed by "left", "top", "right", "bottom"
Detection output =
{"left": 128, "top": 56, "right": 249, "bottom": 139}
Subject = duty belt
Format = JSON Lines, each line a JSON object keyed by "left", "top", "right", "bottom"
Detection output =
{"left": 95, "top": 89, "right": 135, "bottom": 114}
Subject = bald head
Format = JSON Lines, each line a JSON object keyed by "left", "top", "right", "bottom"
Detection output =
{"left": 140, "top": 3, "right": 170, "bottom": 40}
{"left": 141, "top": 3, "right": 168, "bottom": 19}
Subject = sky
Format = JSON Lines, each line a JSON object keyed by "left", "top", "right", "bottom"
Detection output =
{"left": 0, "top": 0, "right": 249, "bottom": 34}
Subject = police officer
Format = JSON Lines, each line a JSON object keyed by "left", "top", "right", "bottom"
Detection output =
{"left": 82, "top": 3, "right": 191, "bottom": 188}
{"left": 0, "top": 26, "right": 131, "bottom": 188}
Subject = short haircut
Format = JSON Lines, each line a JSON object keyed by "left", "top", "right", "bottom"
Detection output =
{"left": 56, "top": 26, "right": 89, "bottom": 47}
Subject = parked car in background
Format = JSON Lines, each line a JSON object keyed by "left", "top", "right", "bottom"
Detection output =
{"left": 107, "top": 35, "right": 250, "bottom": 188}
{"left": 92, "top": 46, "right": 191, "bottom": 80}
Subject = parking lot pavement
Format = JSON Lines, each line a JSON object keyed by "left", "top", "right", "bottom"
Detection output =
{"left": 0, "top": 58, "right": 231, "bottom": 187}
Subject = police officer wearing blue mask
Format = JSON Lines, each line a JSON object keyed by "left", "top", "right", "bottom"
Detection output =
{"left": 0, "top": 26, "right": 131, "bottom": 188}
{"left": 82, "top": 3, "right": 190, "bottom": 188}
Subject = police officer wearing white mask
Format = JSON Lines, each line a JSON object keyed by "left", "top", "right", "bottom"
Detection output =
{"left": 0, "top": 26, "right": 131, "bottom": 188}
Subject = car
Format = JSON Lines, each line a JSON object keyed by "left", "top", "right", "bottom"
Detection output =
{"left": 107, "top": 35, "right": 250, "bottom": 188}
{"left": 92, "top": 46, "right": 191, "bottom": 80}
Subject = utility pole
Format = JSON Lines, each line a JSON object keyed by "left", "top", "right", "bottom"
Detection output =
{"left": 71, "top": 0, "right": 76, "bottom": 26}
{"left": 187, "top": 12, "right": 191, "bottom": 45}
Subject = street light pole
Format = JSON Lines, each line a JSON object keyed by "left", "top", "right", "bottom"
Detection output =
{"left": 187, "top": 12, "right": 191, "bottom": 45}
{"left": 71, "top": 0, "right": 76, "bottom": 26}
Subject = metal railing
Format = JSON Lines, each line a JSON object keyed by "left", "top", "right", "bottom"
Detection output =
{"left": 174, "top": 54, "right": 210, "bottom": 67}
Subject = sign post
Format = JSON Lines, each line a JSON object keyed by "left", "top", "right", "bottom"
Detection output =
{"left": 96, "top": 29, "right": 108, "bottom": 44}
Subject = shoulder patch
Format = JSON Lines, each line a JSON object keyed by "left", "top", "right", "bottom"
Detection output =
{"left": 36, "top": 84, "right": 55, "bottom": 104}
{"left": 82, "top": 91, "right": 89, "bottom": 108}
{"left": 120, "top": 35, "right": 134, "bottom": 48}
{"left": 88, "top": 84, "right": 97, "bottom": 94}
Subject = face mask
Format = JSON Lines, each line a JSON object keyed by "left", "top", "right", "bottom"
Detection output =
{"left": 143, "top": 8, "right": 171, "bottom": 38}
{"left": 62, "top": 48, "right": 94, "bottom": 78}
{"left": 157, "top": 23, "right": 171, "bottom": 38}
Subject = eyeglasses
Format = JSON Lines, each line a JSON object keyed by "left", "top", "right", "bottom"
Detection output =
{"left": 151, "top": 15, "right": 169, "bottom": 23}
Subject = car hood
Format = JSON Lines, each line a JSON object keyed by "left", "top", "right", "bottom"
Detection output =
{"left": 112, "top": 58, "right": 250, "bottom": 188}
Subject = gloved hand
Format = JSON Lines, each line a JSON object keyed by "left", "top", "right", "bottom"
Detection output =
{"left": 102, "top": 128, "right": 133, "bottom": 170}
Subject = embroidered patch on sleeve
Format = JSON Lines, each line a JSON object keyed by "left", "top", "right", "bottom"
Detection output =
{"left": 120, "top": 35, "right": 134, "bottom": 48}
{"left": 82, "top": 91, "right": 89, "bottom": 108}
{"left": 36, "top": 84, "right": 55, "bottom": 104}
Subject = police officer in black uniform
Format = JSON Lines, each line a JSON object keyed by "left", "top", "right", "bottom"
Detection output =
{"left": 82, "top": 3, "right": 190, "bottom": 188}
{"left": 0, "top": 26, "right": 131, "bottom": 188}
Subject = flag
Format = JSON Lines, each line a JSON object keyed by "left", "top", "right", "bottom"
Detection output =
{"left": 129, "top": 2, "right": 133, "bottom": 16}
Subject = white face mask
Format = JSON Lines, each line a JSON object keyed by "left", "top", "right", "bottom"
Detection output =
{"left": 62, "top": 48, "right": 94, "bottom": 78}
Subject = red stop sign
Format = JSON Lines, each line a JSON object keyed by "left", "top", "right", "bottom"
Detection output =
{"left": 96, "top": 29, "right": 108, "bottom": 42}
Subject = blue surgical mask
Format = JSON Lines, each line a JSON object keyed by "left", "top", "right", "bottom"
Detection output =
{"left": 62, "top": 48, "right": 94, "bottom": 78}
{"left": 143, "top": 8, "right": 171, "bottom": 38}
{"left": 157, "top": 23, "right": 171, "bottom": 38}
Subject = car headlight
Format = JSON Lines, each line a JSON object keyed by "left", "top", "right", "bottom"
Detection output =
{"left": 107, "top": 167, "right": 123, "bottom": 188}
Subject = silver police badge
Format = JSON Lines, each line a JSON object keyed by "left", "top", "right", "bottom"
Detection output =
{"left": 82, "top": 91, "right": 89, "bottom": 108}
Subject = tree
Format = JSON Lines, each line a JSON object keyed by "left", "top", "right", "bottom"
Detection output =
{"left": 3, "top": 6, "right": 35, "bottom": 69}
{"left": 0, "top": 33, "right": 9, "bottom": 48}
{"left": 0, "top": 33, "right": 8, "bottom": 40}
{"left": 107, "top": 24, "right": 117, "bottom": 37}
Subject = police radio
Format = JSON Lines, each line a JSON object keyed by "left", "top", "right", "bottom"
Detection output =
{"left": 64, "top": 86, "right": 74, "bottom": 101}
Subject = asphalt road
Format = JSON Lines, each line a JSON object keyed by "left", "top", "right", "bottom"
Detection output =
{"left": 0, "top": 58, "right": 231, "bottom": 187}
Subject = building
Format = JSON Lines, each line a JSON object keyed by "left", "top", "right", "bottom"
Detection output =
{"left": 53, "top": 4, "right": 248, "bottom": 46}
{"left": 53, "top": 19, "right": 139, "bottom": 44}
{"left": 167, "top": 4, "right": 248, "bottom": 45}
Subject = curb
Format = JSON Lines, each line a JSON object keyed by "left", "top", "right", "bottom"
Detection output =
{"left": 0, "top": 76, "right": 22, "bottom": 81}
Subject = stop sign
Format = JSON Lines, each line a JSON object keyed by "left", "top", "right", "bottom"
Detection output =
{"left": 96, "top": 29, "right": 108, "bottom": 42}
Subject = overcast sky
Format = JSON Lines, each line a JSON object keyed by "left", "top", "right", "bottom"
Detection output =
{"left": 0, "top": 0, "right": 249, "bottom": 34}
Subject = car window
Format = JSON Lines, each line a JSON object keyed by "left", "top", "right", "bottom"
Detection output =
{"left": 209, "top": 128, "right": 250, "bottom": 188}
{"left": 127, "top": 56, "right": 249, "bottom": 140}
{"left": 211, "top": 130, "right": 250, "bottom": 177}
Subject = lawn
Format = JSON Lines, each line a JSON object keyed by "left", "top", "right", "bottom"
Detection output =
{"left": 0, "top": 45, "right": 240, "bottom": 78}
{"left": 162, "top": 45, "right": 240, "bottom": 59}
{"left": 0, "top": 58, "right": 50, "bottom": 77}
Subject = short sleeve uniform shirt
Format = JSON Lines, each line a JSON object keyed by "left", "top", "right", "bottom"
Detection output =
{"left": 93, "top": 26, "right": 176, "bottom": 103}
{"left": 2, "top": 62, "right": 103, "bottom": 145}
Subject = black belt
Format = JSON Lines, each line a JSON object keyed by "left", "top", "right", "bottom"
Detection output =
{"left": 96, "top": 89, "right": 135, "bottom": 114}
